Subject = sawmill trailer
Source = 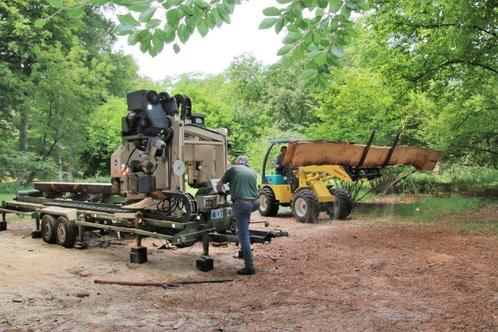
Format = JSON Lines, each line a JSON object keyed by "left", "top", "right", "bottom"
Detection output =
{"left": 0, "top": 90, "right": 286, "bottom": 271}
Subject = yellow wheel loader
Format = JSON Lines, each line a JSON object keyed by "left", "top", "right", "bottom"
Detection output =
{"left": 258, "top": 135, "right": 442, "bottom": 223}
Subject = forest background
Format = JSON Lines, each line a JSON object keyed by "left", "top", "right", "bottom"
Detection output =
{"left": 0, "top": 0, "right": 496, "bottom": 196}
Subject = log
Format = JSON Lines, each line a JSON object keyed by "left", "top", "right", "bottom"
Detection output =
{"left": 33, "top": 182, "right": 116, "bottom": 195}
{"left": 283, "top": 141, "right": 443, "bottom": 171}
{"left": 94, "top": 278, "right": 234, "bottom": 288}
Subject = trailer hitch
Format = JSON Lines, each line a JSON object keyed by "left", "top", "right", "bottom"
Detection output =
{"left": 209, "top": 228, "right": 288, "bottom": 245}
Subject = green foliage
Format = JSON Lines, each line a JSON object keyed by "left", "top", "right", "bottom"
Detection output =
{"left": 397, "top": 166, "right": 498, "bottom": 196}
{"left": 245, "top": 127, "right": 303, "bottom": 174}
{"left": 0, "top": 0, "right": 140, "bottom": 182}
{"left": 304, "top": 14, "right": 497, "bottom": 166}
{"left": 369, "top": 0, "right": 498, "bottom": 164}
{"left": 74, "top": 175, "right": 111, "bottom": 183}
{"left": 105, "top": 52, "right": 140, "bottom": 97}
{"left": 168, "top": 54, "right": 312, "bottom": 171}
{"left": 30, "top": 43, "right": 105, "bottom": 158}
{"left": 354, "top": 195, "right": 496, "bottom": 234}
{"left": 392, "top": 196, "right": 484, "bottom": 222}
{"left": 111, "top": 0, "right": 243, "bottom": 56}
{"left": 457, "top": 218, "right": 498, "bottom": 236}
{"left": 1, "top": 0, "right": 496, "bottom": 188}
{"left": 370, "top": 0, "right": 497, "bottom": 85}
{"left": 0, "top": 143, "right": 56, "bottom": 182}
{"left": 43, "top": 0, "right": 372, "bottom": 84}
{"left": 0, "top": 181, "right": 32, "bottom": 203}
{"left": 306, "top": 66, "right": 437, "bottom": 147}
{"left": 82, "top": 97, "right": 127, "bottom": 176}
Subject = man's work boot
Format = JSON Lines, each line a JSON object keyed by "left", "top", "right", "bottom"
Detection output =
{"left": 237, "top": 267, "right": 256, "bottom": 275}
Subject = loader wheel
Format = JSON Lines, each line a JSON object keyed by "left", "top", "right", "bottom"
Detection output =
{"left": 292, "top": 189, "right": 320, "bottom": 223}
{"left": 259, "top": 187, "right": 279, "bottom": 216}
{"left": 41, "top": 214, "right": 56, "bottom": 244}
{"left": 326, "top": 188, "right": 353, "bottom": 220}
{"left": 55, "top": 216, "right": 76, "bottom": 248}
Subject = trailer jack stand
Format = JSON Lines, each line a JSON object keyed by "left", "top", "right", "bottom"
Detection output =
{"left": 130, "top": 246, "right": 148, "bottom": 264}
{"left": 0, "top": 213, "right": 6, "bottom": 231}
{"left": 74, "top": 241, "right": 88, "bottom": 250}
{"left": 31, "top": 230, "right": 41, "bottom": 238}
{"left": 196, "top": 256, "right": 213, "bottom": 272}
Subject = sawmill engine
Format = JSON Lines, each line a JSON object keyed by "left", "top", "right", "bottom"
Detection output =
{"left": 110, "top": 89, "right": 228, "bottom": 222}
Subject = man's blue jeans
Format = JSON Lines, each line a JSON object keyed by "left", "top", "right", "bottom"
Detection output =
{"left": 233, "top": 199, "right": 260, "bottom": 269}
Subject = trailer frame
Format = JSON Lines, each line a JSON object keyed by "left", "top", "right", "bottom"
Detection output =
{"left": 0, "top": 196, "right": 287, "bottom": 271}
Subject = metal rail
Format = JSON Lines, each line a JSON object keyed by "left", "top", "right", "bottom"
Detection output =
{"left": 75, "top": 220, "right": 174, "bottom": 240}
{"left": 46, "top": 199, "right": 133, "bottom": 214}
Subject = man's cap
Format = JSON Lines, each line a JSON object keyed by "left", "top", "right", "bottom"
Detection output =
{"left": 236, "top": 155, "right": 250, "bottom": 167}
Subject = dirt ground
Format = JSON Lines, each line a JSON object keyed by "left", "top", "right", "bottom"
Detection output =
{"left": 1, "top": 205, "right": 497, "bottom": 331}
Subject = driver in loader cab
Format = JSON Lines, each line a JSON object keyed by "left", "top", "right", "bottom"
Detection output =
{"left": 275, "top": 146, "right": 287, "bottom": 174}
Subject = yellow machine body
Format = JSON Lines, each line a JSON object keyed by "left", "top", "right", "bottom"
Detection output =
{"left": 266, "top": 184, "right": 293, "bottom": 203}
{"left": 261, "top": 165, "right": 352, "bottom": 204}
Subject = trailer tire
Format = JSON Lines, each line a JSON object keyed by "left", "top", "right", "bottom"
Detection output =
{"left": 41, "top": 214, "right": 57, "bottom": 244}
{"left": 292, "top": 189, "right": 319, "bottom": 223}
{"left": 259, "top": 187, "right": 279, "bottom": 216}
{"left": 55, "top": 216, "right": 76, "bottom": 248}
{"left": 326, "top": 188, "right": 352, "bottom": 220}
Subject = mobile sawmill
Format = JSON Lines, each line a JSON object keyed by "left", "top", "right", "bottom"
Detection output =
{"left": 0, "top": 90, "right": 286, "bottom": 271}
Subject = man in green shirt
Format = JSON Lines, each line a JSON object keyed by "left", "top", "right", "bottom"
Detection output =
{"left": 217, "top": 155, "right": 259, "bottom": 275}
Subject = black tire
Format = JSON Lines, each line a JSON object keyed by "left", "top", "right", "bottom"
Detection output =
{"left": 326, "top": 188, "right": 353, "bottom": 220}
{"left": 258, "top": 187, "right": 279, "bottom": 216}
{"left": 41, "top": 214, "right": 56, "bottom": 244}
{"left": 291, "top": 189, "right": 320, "bottom": 223}
{"left": 55, "top": 216, "right": 76, "bottom": 248}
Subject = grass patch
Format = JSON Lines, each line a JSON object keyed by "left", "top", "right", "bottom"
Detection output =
{"left": 354, "top": 195, "right": 498, "bottom": 235}
{"left": 74, "top": 176, "right": 110, "bottom": 183}
{"left": 392, "top": 196, "right": 484, "bottom": 222}
{"left": 355, "top": 195, "right": 486, "bottom": 222}
{"left": 0, "top": 182, "right": 32, "bottom": 194}
{"left": 457, "top": 220, "right": 498, "bottom": 236}
{"left": 397, "top": 166, "right": 498, "bottom": 196}
{"left": 0, "top": 182, "right": 31, "bottom": 202}
{"left": 0, "top": 193, "right": 14, "bottom": 202}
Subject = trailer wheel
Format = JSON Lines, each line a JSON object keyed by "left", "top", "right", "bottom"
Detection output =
{"left": 326, "top": 188, "right": 353, "bottom": 220}
{"left": 55, "top": 216, "right": 76, "bottom": 248}
{"left": 291, "top": 189, "right": 319, "bottom": 223}
{"left": 259, "top": 187, "right": 279, "bottom": 216}
{"left": 41, "top": 214, "right": 57, "bottom": 244}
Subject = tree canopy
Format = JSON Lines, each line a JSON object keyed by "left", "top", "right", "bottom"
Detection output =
{"left": 0, "top": 0, "right": 496, "bottom": 183}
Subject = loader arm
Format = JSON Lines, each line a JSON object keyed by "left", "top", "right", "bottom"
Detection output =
{"left": 295, "top": 165, "right": 352, "bottom": 203}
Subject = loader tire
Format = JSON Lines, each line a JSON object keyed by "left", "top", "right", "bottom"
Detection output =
{"left": 326, "top": 188, "right": 353, "bottom": 220}
{"left": 41, "top": 214, "right": 56, "bottom": 244}
{"left": 292, "top": 189, "right": 320, "bottom": 223}
{"left": 259, "top": 187, "right": 279, "bottom": 216}
{"left": 55, "top": 216, "right": 76, "bottom": 248}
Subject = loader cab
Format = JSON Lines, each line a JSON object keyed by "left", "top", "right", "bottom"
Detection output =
{"left": 261, "top": 138, "right": 296, "bottom": 186}
{"left": 259, "top": 139, "right": 297, "bottom": 216}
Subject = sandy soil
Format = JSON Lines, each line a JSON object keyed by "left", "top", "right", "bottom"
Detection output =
{"left": 1, "top": 207, "right": 497, "bottom": 331}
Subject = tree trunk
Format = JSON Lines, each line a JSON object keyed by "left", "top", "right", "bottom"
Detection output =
{"left": 19, "top": 108, "right": 28, "bottom": 151}
{"left": 67, "top": 156, "right": 74, "bottom": 182}
{"left": 57, "top": 143, "right": 63, "bottom": 182}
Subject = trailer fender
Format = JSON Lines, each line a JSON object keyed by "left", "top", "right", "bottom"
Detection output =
{"left": 40, "top": 206, "right": 78, "bottom": 223}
